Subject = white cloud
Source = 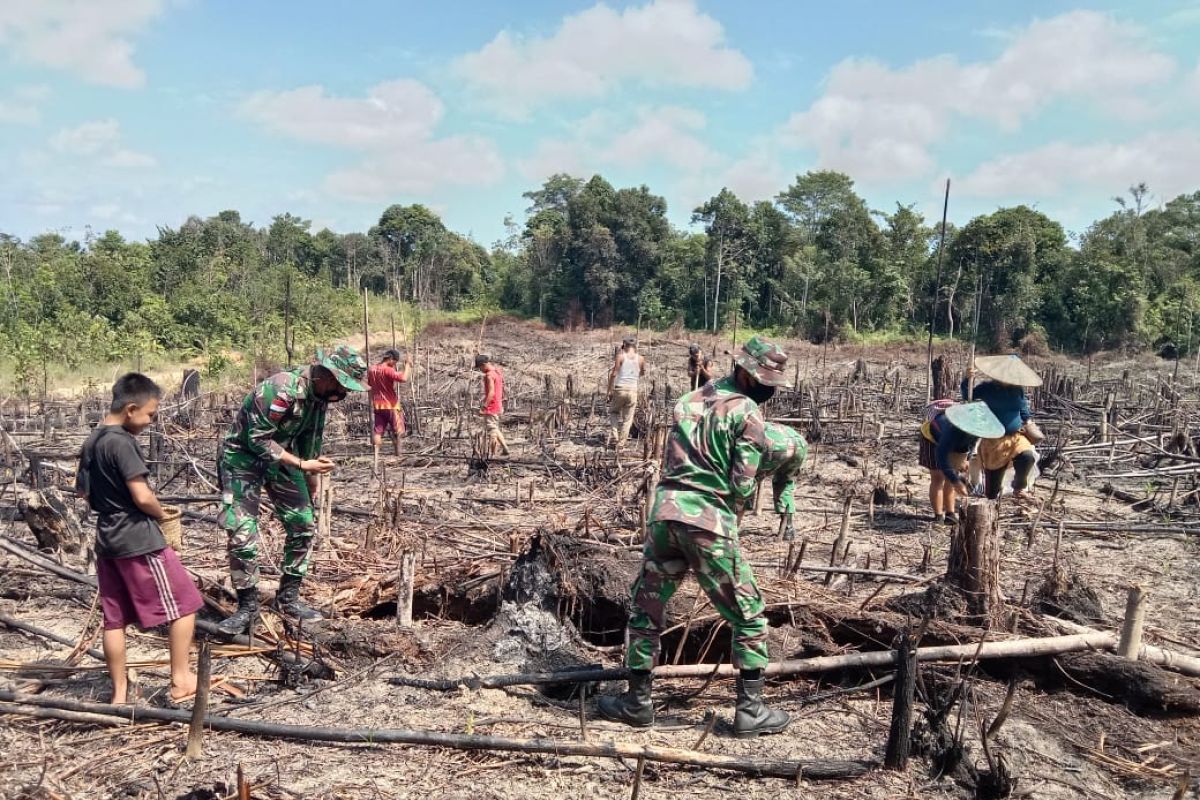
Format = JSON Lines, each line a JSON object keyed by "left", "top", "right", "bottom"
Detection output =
{"left": 241, "top": 80, "right": 444, "bottom": 148}
{"left": 602, "top": 106, "right": 716, "bottom": 170}
{"left": 455, "top": 0, "right": 752, "bottom": 115}
{"left": 518, "top": 105, "right": 717, "bottom": 182}
{"left": 51, "top": 120, "right": 120, "bottom": 155}
{"left": 0, "top": 84, "right": 50, "bottom": 124}
{"left": 955, "top": 131, "right": 1200, "bottom": 200}
{"left": 0, "top": 0, "right": 163, "bottom": 88}
{"left": 50, "top": 119, "right": 157, "bottom": 168}
{"left": 780, "top": 11, "right": 1175, "bottom": 182}
{"left": 241, "top": 80, "right": 505, "bottom": 201}
{"left": 518, "top": 139, "right": 592, "bottom": 183}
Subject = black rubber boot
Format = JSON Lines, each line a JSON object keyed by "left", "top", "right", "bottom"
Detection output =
{"left": 734, "top": 675, "right": 790, "bottom": 738}
{"left": 596, "top": 672, "right": 654, "bottom": 727}
{"left": 216, "top": 588, "right": 259, "bottom": 636}
{"left": 274, "top": 575, "right": 323, "bottom": 622}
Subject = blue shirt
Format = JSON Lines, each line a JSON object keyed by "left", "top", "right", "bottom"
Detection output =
{"left": 963, "top": 378, "right": 1031, "bottom": 436}
{"left": 932, "top": 413, "right": 977, "bottom": 484}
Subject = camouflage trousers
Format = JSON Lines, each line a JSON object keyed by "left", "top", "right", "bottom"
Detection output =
{"left": 625, "top": 520, "right": 768, "bottom": 671}
{"left": 218, "top": 449, "right": 317, "bottom": 590}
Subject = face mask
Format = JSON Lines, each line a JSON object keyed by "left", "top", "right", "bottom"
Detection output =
{"left": 746, "top": 382, "right": 776, "bottom": 405}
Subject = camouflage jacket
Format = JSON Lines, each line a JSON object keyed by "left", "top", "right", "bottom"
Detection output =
{"left": 759, "top": 421, "right": 808, "bottom": 514}
{"left": 650, "top": 376, "right": 772, "bottom": 537}
{"left": 223, "top": 368, "right": 327, "bottom": 464}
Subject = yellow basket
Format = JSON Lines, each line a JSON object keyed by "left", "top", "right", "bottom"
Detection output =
{"left": 160, "top": 505, "right": 183, "bottom": 551}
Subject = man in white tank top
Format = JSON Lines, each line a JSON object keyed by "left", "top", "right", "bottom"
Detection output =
{"left": 607, "top": 337, "right": 645, "bottom": 447}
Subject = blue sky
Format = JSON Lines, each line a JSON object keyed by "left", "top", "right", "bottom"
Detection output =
{"left": 2, "top": 0, "right": 1198, "bottom": 247}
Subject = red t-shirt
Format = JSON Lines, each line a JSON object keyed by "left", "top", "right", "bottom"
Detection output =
{"left": 483, "top": 367, "right": 504, "bottom": 415}
{"left": 368, "top": 363, "right": 407, "bottom": 410}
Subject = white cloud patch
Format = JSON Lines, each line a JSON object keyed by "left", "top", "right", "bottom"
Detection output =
{"left": 456, "top": 0, "right": 752, "bottom": 115}
{"left": 602, "top": 106, "right": 716, "bottom": 170}
{"left": 0, "top": 0, "right": 163, "bottom": 88}
{"left": 241, "top": 80, "right": 504, "bottom": 201}
{"left": 518, "top": 105, "right": 717, "bottom": 182}
{"left": 955, "top": 131, "right": 1200, "bottom": 200}
{"left": 50, "top": 119, "right": 158, "bottom": 168}
{"left": 0, "top": 84, "right": 50, "bottom": 124}
{"left": 780, "top": 11, "right": 1175, "bottom": 182}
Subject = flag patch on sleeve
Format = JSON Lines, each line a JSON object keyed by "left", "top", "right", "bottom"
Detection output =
{"left": 268, "top": 396, "right": 291, "bottom": 421}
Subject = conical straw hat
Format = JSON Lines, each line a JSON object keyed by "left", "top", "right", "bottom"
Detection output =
{"left": 974, "top": 354, "right": 1042, "bottom": 387}
{"left": 944, "top": 401, "right": 1005, "bottom": 439}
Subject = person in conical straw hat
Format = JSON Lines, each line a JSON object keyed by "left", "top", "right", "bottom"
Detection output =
{"left": 966, "top": 354, "right": 1043, "bottom": 501}
{"left": 597, "top": 335, "right": 794, "bottom": 739}
{"left": 919, "top": 399, "right": 1005, "bottom": 525}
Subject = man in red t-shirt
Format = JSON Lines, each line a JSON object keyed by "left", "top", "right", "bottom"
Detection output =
{"left": 367, "top": 349, "right": 411, "bottom": 457}
{"left": 475, "top": 353, "right": 509, "bottom": 458}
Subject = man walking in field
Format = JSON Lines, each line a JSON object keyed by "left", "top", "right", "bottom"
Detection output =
{"left": 607, "top": 337, "right": 645, "bottom": 447}
{"left": 476, "top": 353, "right": 510, "bottom": 458}
{"left": 215, "top": 345, "right": 367, "bottom": 636}
{"left": 597, "top": 336, "right": 796, "bottom": 738}
{"left": 368, "top": 348, "right": 412, "bottom": 458}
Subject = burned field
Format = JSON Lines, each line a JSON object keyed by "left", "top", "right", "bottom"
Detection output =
{"left": 1, "top": 318, "right": 1198, "bottom": 800}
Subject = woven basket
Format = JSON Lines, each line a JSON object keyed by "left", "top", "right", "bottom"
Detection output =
{"left": 160, "top": 505, "right": 183, "bottom": 551}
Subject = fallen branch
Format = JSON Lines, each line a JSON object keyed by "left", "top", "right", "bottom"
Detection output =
{"left": 0, "top": 690, "right": 875, "bottom": 781}
{"left": 392, "top": 632, "right": 1122, "bottom": 691}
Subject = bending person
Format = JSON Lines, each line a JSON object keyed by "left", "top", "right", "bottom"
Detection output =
{"left": 216, "top": 346, "right": 367, "bottom": 635}
{"left": 919, "top": 401, "right": 1004, "bottom": 524}
{"left": 966, "top": 355, "right": 1043, "bottom": 500}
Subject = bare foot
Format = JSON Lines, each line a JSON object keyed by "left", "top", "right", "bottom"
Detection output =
{"left": 110, "top": 692, "right": 128, "bottom": 705}
{"left": 169, "top": 671, "right": 199, "bottom": 702}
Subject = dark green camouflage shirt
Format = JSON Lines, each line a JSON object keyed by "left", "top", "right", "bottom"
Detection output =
{"left": 224, "top": 368, "right": 327, "bottom": 463}
{"left": 649, "top": 376, "right": 771, "bottom": 536}
{"left": 760, "top": 421, "right": 808, "bottom": 514}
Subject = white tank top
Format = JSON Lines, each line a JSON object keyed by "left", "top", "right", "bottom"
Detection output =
{"left": 614, "top": 353, "right": 640, "bottom": 389}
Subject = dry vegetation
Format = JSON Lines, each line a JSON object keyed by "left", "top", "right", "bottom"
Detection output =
{"left": 1, "top": 319, "right": 1198, "bottom": 800}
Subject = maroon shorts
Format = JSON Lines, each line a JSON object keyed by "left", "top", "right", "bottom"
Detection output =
{"left": 97, "top": 548, "right": 203, "bottom": 630}
{"left": 373, "top": 408, "right": 405, "bottom": 436}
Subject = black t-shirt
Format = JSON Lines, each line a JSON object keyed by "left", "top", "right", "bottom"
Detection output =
{"left": 76, "top": 425, "right": 166, "bottom": 559}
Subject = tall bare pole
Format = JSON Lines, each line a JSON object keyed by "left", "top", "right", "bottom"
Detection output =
{"left": 925, "top": 179, "right": 952, "bottom": 403}
{"left": 967, "top": 270, "right": 983, "bottom": 401}
{"left": 362, "top": 288, "right": 373, "bottom": 438}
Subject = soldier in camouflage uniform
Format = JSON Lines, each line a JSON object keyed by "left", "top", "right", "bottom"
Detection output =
{"left": 215, "top": 346, "right": 367, "bottom": 636}
{"left": 598, "top": 336, "right": 804, "bottom": 738}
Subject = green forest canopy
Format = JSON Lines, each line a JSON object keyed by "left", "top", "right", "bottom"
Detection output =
{"left": 3, "top": 172, "right": 1198, "bottom": 395}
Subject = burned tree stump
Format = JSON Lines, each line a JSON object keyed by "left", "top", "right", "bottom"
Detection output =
{"left": 18, "top": 488, "right": 88, "bottom": 561}
{"left": 946, "top": 499, "right": 1003, "bottom": 624}
{"left": 884, "top": 630, "right": 917, "bottom": 770}
{"left": 931, "top": 355, "right": 955, "bottom": 400}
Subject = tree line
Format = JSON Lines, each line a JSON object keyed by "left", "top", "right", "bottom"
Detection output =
{"left": 2, "top": 171, "right": 1198, "bottom": 395}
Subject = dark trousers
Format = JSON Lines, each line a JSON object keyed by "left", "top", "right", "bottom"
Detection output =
{"left": 984, "top": 450, "right": 1036, "bottom": 499}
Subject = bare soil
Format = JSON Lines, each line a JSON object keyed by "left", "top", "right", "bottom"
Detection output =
{"left": 1, "top": 319, "right": 1198, "bottom": 799}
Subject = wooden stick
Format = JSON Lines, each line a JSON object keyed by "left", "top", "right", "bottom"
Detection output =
{"left": 630, "top": 755, "right": 647, "bottom": 800}
{"left": 0, "top": 691, "right": 875, "bottom": 781}
{"left": 1116, "top": 585, "right": 1148, "bottom": 660}
{"left": 185, "top": 641, "right": 211, "bottom": 758}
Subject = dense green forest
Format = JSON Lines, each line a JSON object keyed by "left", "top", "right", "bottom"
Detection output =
{"left": 2, "top": 171, "right": 1198, "bottom": 394}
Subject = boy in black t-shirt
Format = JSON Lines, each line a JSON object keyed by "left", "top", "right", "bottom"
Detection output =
{"left": 76, "top": 373, "right": 203, "bottom": 704}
